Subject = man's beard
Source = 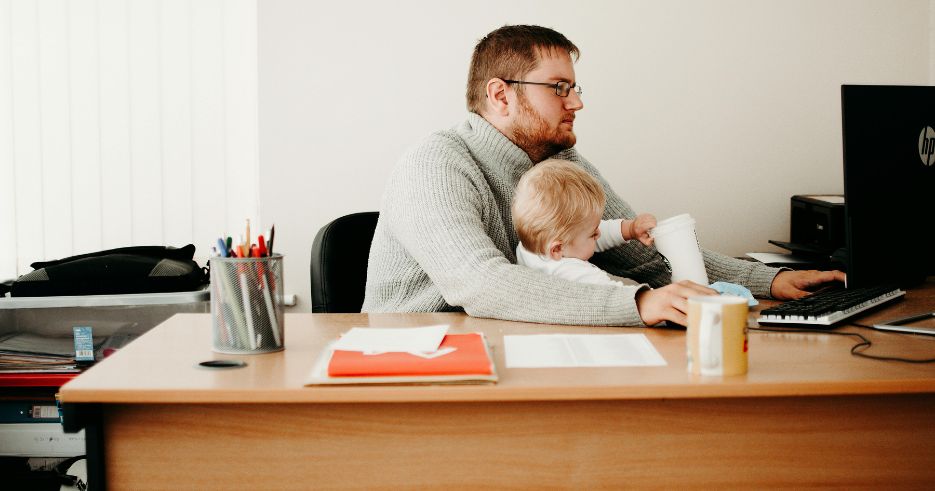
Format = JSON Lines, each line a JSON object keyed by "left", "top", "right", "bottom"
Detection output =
{"left": 509, "top": 94, "right": 576, "bottom": 163}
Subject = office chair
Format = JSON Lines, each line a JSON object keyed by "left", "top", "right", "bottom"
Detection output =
{"left": 309, "top": 211, "right": 379, "bottom": 313}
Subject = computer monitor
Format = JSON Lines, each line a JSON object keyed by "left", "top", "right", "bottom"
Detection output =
{"left": 841, "top": 85, "right": 935, "bottom": 288}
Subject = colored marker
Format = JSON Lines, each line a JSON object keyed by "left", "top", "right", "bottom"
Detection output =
{"left": 217, "top": 238, "right": 229, "bottom": 257}
{"left": 258, "top": 235, "right": 267, "bottom": 257}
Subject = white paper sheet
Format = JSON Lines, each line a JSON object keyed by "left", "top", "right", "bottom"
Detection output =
{"left": 801, "top": 195, "right": 844, "bottom": 204}
{"left": 503, "top": 333, "right": 667, "bottom": 368}
{"left": 745, "top": 252, "right": 814, "bottom": 264}
{"left": 332, "top": 325, "right": 448, "bottom": 353}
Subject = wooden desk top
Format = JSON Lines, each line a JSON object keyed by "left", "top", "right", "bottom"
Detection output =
{"left": 59, "top": 280, "right": 935, "bottom": 404}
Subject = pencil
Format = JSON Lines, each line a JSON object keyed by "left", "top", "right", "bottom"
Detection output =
{"left": 238, "top": 272, "right": 258, "bottom": 350}
{"left": 261, "top": 272, "right": 282, "bottom": 347}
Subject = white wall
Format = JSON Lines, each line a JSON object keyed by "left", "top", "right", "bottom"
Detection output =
{"left": 259, "top": 0, "right": 933, "bottom": 311}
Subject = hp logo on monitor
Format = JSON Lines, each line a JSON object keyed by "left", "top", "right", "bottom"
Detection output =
{"left": 920, "top": 126, "right": 935, "bottom": 166}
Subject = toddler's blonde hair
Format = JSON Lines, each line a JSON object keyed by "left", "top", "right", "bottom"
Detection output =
{"left": 512, "top": 159, "right": 605, "bottom": 255}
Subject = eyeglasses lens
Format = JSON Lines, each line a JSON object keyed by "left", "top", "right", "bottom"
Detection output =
{"left": 555, "top": 82, "right": 570, "bottom": 97}
{"left": 554, "top": 82, "right": 582, "bottom": 97}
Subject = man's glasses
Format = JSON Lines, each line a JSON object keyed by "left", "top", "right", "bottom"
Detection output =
{"left": 502, "top": 79, "right": 582, "bottom": 97}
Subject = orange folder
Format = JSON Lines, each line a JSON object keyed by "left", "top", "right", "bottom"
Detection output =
{"left": 328, "top": 333, "right": 493, "bottom": 377}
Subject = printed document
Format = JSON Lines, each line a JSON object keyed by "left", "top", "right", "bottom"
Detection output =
{"left": 504, "top": 333, "right": 666, "bottom": 368}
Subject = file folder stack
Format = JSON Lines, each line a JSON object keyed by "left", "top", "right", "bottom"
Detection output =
{"left": 0, "top": 333, "right": 86, "bottom": 373}
{"left": 306, "top": 333, "right": 498, "bottom": 385}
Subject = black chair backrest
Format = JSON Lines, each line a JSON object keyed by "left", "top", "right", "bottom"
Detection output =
{"left": 309, "top": 212, "right": 379, "bottom": 313}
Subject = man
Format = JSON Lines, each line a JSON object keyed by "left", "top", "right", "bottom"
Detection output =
{"left": 362, "top": 24, "right": 843, "bottom": 326}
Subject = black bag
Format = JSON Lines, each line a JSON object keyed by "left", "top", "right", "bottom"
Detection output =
{"left": 9, "top": 244, "right": 208, "bottom": 297}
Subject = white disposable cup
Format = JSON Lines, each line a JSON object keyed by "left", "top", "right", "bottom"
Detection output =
{"left": 649, "top": 214, "right": 709, "bottom": 285}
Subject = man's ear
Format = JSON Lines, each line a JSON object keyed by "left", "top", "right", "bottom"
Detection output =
{"left": 547, "top": 240, "right": 564, "bottom": 261}
{"left": 484, "top": 78, "right": 510, "bottom": 117}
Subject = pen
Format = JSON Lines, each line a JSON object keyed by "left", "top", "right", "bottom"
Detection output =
{"left": 238, "top": 273, "right": 258, "bottom": 350}
{"left": 213, "top": 258, "right": 248, "bottom": 349}
{"left": 216, "top": 238, "right": 229, "bottom": 257}
{"left": 261, "top": 272, "right": 282, "bottom": 347}
{"left": 268, "top": 225, "right": 275, "bottom": 256}
{"left": 211, "top": 274, "right": 236, "bottom": 348}
{"left": 245, "top": 219, "right": 251, "bottom": 257}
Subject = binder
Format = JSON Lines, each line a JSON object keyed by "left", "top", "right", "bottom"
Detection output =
{"left": 0, "top": 373, "right": 77, "bottom": 388}
{"left": 306, "top": 333, "right": 498, "bottom": 385}
{"left": 0, "top": 423, "right": 85, "bottom": 457}
{"left": 0, "top": 401, "right": 60, "bottom": 423}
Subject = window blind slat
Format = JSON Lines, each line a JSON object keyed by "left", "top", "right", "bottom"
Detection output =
{"left": 98, "top": 0, "right": 133, "bottom": 250}
{"left": 128, "top": 0, "right": 163, "bottom": 246}
{"left": 38, "top": 0, "right": 74, "bottom": 261}
{"left": 191, "top": 0, "right": 228, "bottom": 250}
{"left": 69, "top": 0, "right": 103, "bottom": 255}
{"left": 160, "top": 0, "right": 193, "bottom": 249}
{"left": 0, "top": 0, "right": 18, "bottom": 280}
{"left": 11, "top": 0, "right": 45, "bottom": 273}
{"left": 223, "top": 0, "right": 259, "bottom": 241}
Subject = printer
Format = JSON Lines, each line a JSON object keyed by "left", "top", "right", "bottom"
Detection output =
{"left": 769, "top": 195, "right": 845, "bottom": 264}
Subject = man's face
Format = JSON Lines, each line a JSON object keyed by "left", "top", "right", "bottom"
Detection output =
{"left": 508, "top": 50, "right": 584, "bottom": 162}
{"left": 561, "top": 212, "right": 601, "bottom": 262}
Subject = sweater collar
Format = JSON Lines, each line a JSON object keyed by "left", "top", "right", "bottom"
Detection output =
{"left": 459, "top": 113, "right": 583, "bottom": 181}
{"left": 460, "top": 113, "right": 534, "bottom": 179}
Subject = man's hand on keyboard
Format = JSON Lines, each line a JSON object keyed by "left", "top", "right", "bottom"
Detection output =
{"left": 769, "top": 270, "right": 846, "bottom": 300}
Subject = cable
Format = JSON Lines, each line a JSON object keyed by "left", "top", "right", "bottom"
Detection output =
{"left": 54, "top": 455, "right": 87, "bottom": 490}
{"left": 748, "top": 326, "right": 935, "bottom": 363}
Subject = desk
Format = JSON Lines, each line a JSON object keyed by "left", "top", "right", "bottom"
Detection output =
{"left": 60, "top": 280, "right": 935, "bottom": 489}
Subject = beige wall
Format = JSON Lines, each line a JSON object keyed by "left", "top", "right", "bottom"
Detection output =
{"left": 259, "top": 0, "right": 933, "bottom": 311}
{"left": 931, "top": 0, "right": 935, "bottom": 82}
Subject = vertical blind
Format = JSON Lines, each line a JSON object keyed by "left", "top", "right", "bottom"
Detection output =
{"left": 0, "top": 0, "right": 259, "bottom": 281}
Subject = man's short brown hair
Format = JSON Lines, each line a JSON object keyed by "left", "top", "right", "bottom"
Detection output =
{"left": 466, "top": 25, "right": 580, "bottom": 114}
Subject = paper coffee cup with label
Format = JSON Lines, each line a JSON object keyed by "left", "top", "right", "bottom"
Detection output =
{"left": 686, "top": 295, "right": 749, "bottom": 376}
{"left": 649, "top": 213, "right": 709, "bottom": 285}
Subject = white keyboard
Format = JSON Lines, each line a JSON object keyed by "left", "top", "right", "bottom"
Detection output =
{"left": 757, "top": 285, "right": 905, "bottom": 326}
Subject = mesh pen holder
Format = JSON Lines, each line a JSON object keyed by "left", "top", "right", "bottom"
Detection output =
{"left": 210, "top": 254, "right": 285, "bottom": 354}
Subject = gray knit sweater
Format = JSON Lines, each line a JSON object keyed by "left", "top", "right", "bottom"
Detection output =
{"left": 362, "top": 114, "right": 780, "bottom": 326}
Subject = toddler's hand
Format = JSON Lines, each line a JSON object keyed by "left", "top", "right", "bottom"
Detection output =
{"left": 627, "top": 213, "right": 656, "bottom": 246}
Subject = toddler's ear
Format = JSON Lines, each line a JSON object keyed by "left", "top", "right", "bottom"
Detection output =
{"left": 548, "top": 241, "right": 564, "bottom": 261}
